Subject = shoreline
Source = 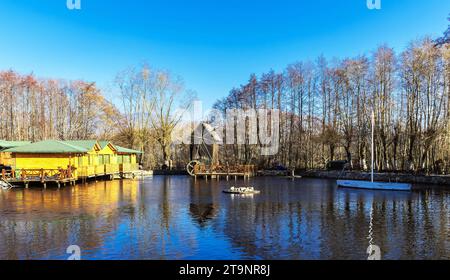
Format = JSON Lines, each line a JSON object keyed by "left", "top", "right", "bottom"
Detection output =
{"left": 150, "top": 170, "right": 450, "bottom": 186}
{"left": 299, "top": 170, "right": 450, "bottom": 186}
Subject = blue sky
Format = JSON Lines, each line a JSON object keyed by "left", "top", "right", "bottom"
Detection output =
{"left": 0, "top": 0, "right": 449, "bottom": 109}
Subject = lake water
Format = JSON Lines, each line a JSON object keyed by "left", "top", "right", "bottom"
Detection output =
{"left": 0, "top": 176, "right": 449, "bottom": 260}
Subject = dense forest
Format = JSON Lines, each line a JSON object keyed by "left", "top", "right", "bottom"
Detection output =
{"left": 0, "top": 68, "right": 190, "bottom": 169}
{"left": 0, "top": 19, "right": 449, "bottom": 173}
{"left": 0, "top": 73, "right": 120, "bottom": 141}
{"left": 214, "top": 37, "right": 450, "bottom": 174}
{"left": 211, "top": 18, "right": 450, "bottom": 173}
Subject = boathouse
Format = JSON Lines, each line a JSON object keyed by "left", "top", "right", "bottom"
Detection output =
{"left": 115, "top": 145, "right": 142, "bottom": 175}
{"left": 2, "top": 140, "right": 143, "bottom": 187}
{"left": 98, "top": 141, "right": 120, "bottom": 176}
{"left": 63, "top": 140, "right": 109, "bottom": 178}
{"left": 4, "top": 140, "right": 89, "bottom": 180}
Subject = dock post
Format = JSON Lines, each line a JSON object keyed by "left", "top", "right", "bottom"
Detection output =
{"left": 25, "top": 183, "right": 29, "bottom": 189}
{"left": 43, "top": 183, "right": 47, "bottom": 189}
{"left": 40, "top": 169, "right": 44, "bottom": 184}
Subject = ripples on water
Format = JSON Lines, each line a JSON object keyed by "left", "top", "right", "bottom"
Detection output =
{"left": 0, "top": 176, "right": 448, "bottom": 260}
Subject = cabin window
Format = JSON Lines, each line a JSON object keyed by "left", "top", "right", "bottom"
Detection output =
{"left": 99, "top": 155, "right": 104, "bottom": 165}
{"left": 78, "top": 157, "right": 83, "bottom": 167}
{"left": 104, "top": 155, "right": 110, "bottom": 164}
{"left": 123, "top": 155, "right": 131, "bottom": 164}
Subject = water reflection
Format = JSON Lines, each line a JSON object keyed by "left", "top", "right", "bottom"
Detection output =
{"left": 0, "top": 177, "right": 448, "bottom": 260}
{"left": 188, "top": 179, "right": 218, "bottom": 227}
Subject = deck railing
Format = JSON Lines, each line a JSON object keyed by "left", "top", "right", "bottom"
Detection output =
{"left": 3, "top": 168, "right": 74, "bottom": 182}
{"left": 78, "top": 164, "right": 120, "bottom": 178}
{"left": 1, "top": 163, "right": 139, "bottom": 184}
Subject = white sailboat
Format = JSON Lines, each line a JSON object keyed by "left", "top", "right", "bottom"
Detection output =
{"left": 337, "top": 111, "right": 412, "bottom": 191}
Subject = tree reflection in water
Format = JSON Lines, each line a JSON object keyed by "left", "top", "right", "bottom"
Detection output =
{"left": 0, "top": 177, "right": 448, "bottom": 260}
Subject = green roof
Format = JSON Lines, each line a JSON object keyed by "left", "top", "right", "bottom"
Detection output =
{"left": 4, "top": 140, "right": 89, "bottom": 154}
{"left": 2, "top": 140, "right": 142, "bottom": 155}
{"left": 115, "top": 145, "right": 143, "bottom": 154}
{"left": 0, "top": 140, "right": 32, "bottom": 151}
{"left": 63, "top": 140, "right": 99, "bottom": 150}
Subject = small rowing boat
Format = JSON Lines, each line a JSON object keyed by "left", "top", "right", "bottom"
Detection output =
{"left": 223, "top": 186, "right": 261, "bottom": 195}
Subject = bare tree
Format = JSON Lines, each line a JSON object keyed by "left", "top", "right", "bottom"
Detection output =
{"left": 115, "top": 64, "right": 194, "bottom": 168}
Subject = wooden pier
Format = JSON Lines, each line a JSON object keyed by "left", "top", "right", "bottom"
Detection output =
{"left": 0, "top": 140, "right": 144, "bottom": 189}
{"left": 2, "top": 168, "right": 76, "bottom": 189}
{"left": 191, "top": 164, "right": 256, "bottom": 181}
{"left": 1, "top": 164, "right": 144, "bottom": 189}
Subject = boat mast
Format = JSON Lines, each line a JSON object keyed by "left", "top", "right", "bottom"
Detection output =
{"left": 371, "top": 111, "right": 375, "bottom": 183}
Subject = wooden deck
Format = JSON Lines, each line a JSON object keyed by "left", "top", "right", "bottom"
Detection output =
{"left": 192, "top": 164, "right": 256, "bottom": 180}
{"left": 2, "top": 163, "right": 141, "bottom": 188}
{"left": 2, "top": 168, "right": 77, "bottom": 188}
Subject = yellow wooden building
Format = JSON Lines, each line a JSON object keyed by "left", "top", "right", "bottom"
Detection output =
{"left": 65, "top": 140, "right": 115, "bottom": 178}
{"left": 114, "top": 145, "right": 142, "bottom": 174}
{"left": 3, "top": 140, "right": 142, "bottom": 183}
{"left": 4, "top": 140, "right": 89, "bottom": 180}
{"left": 97, "top": 141, "right": 120, "bottom": 177}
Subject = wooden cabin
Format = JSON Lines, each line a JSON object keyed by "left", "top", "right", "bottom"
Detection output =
{"left": 63, "top": 140, "right": 102, "bottom": 178}
{"left": 3, "top": 140, "right": 143, "bottom": 185}
{"left": 98, "top": 141, "right": 119, "bottom": 176}
{"left": 64, "top": 140, "right": 121, "bottom": 179}
{"left": 114, "top": 145, "right": 142, "bottom": 175}
{"left": 4, "top": 140, "right": 89, "bottom": 180}
{"left": 0, "top": 141, "right": 31, "bottom": 166}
